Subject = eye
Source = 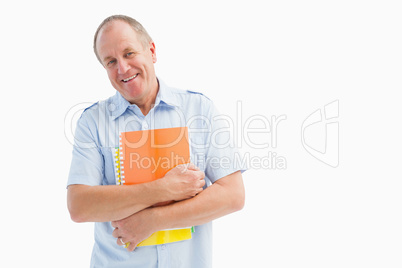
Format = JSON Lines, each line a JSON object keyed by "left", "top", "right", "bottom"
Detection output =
{"left": 125, "top": 52, "right": 134, "bottom": 58}
{"left": 106, "top": 59, "right": 116, "bottom": 66}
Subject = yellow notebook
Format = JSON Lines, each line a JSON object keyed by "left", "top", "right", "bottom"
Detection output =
{"left": 114, "top": 127, "right": 194, "bottom": 247}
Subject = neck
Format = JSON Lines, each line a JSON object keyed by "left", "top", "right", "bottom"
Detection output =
{"left": 136, "top": 78, "right": 159, "bottom": 116}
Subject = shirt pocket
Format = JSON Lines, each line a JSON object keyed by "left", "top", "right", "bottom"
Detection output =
{"left": 100, "top": 146, "right": 118, "bottom": 185}
{"left": 189, "top": 135, "right": 207, "bottom": 172}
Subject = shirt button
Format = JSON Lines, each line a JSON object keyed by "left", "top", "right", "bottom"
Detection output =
{"left": 161, "top": 245, "right": 166, "bottom": 250}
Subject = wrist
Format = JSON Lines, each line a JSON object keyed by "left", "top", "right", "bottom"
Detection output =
{"left": 146, "top": 179, "right": 171, "bottom": 204}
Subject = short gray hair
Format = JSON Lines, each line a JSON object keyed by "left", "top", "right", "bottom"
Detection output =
{"left": 93, "top": 15, "right": 153, "bottom": 64}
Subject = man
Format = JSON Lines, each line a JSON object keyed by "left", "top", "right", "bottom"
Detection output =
{"left": 67, "top": 14, "right": 245, "bottom": 268}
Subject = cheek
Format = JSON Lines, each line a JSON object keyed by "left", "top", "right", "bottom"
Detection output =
{"left": 106, "top": 71, "right": 121, "bottom": 90}
{"left": 106, "top": 70, "right": 115, "bottom": 80}
{"left": 106, "top": 70, "right": 119, "bottom": 84}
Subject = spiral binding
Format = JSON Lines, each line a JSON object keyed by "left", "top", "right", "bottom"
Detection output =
{"left": 117, "top": 134, "right": 126, "bottom": 184}
{"left": 115, "top": 128, "right": 194, "bottom": 247}
{"left": 113, "top": 147, "right": 121, "bottom": 185}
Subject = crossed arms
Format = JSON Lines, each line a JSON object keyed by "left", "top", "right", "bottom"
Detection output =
{"left": 67, "top": 163, "right": 245, "bottom": 251}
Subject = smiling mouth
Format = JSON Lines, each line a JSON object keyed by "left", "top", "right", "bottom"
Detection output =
{"left": 122, "top": 73, "right": 139, "bottom": 83}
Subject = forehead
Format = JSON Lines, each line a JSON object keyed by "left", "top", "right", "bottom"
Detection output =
{"left": 96, "top": 20, "right": 143, "bottom": 57}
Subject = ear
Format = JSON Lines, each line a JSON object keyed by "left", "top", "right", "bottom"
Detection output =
{"left": 149, "top": 41, "right": 157, "bottom": 63}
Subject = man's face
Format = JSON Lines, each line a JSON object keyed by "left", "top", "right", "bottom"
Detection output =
{"left": 96, "top": 20, "right": 157, "bottom": 104}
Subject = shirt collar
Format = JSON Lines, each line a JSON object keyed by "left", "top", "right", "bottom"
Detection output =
{"left": 110, "top": 77, "right": 179, "bottom": 120}
{"left": 155, "top": 78, "right": 180, "bottom": 107}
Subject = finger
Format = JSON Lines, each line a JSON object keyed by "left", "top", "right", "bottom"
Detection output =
{"left": 126, "top": 241, "right": 137, "bottom": 252}
{"left": 177, "top": 163, "right": 190, "bottom": 173}
{"left": 195, "top": 170, "right": 205, "bottom": 179}
{"left": 179, "top": 163, "right": 199, "bottom": 172}
{"left": 112, "top": 228, "right": 120, "bottom": 238}
{"left": 199, "top": 179, "right": 206, "bottom": 188}
{"left": 187, "top": 163, "right": 199, "bottom": 171}
{"left": 112, "top": 220, "right": 121, "bottom": 229}
{"left": 174, "top": 164, "right": 185, "bottom": 174}
{"left": 117, "top": 237, "right": 124, "bottom": 246}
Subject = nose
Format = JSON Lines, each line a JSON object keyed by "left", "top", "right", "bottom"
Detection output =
{"left": 117, "top": 60, "right": 130, "bottom": 74}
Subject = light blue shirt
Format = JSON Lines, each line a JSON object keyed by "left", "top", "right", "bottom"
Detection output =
{"left": 68, "top": 79, "right": 243, "bottom": 268}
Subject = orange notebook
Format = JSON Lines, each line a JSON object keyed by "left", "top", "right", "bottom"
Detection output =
{"left": 115, "top": 127, "right": 194, "bottom": 247}
{"left": 119, "top": 126, "right": 191, "bottom": 185}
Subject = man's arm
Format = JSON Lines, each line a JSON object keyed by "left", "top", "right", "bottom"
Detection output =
{"left": 67, "top": 163, "right": 205, "bottom": 223}
{"left": 112, "top": 171, "right": 245, "bottom": 250}
{"left": 155, "top": 171, "right": 245, "bottom": 228}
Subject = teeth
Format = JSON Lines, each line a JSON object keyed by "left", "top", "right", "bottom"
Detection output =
{"left": 123, "top": 74, "right": 138, "bottom": 82}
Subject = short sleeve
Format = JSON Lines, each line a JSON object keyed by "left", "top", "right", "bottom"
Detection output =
{"left": 202, "top": 100, "right": 246, "bottom": 183}
{"left": 67, "top": 113, "right": 104, "bottom": 187}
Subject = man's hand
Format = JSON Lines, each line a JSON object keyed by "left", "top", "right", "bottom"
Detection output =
{"left": 160, "top": 163, "right": 205, "bottom": 202}
{"left": 67, "top": 163, "right": 205, "bottom": 223}
{"left": 111, "top": 163, "right": 205, "bottom": 251}
{"left": 111, "top": 208, "right": 158, "bottom": 252}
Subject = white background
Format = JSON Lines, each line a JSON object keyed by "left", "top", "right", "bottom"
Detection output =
{"left": 1, "top": 0, "right": 401, "bottom": 267}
